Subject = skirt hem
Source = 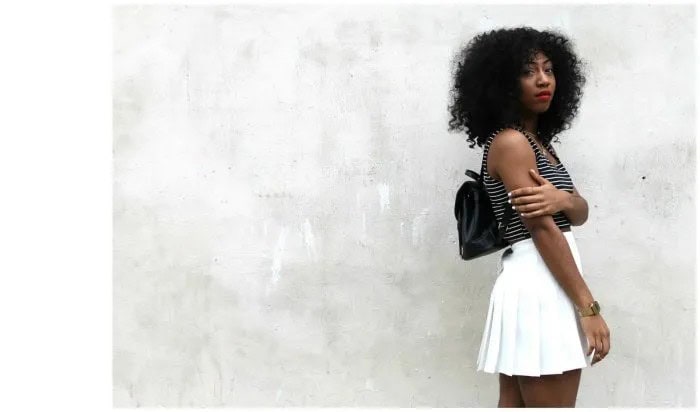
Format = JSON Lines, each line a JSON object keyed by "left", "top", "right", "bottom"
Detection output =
{"left": 476, "top": 359, "right": 590, "bottom": 377}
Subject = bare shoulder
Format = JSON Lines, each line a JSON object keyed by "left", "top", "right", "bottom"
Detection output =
{"left": 490, "top": 128, "right": 530, "bottom": 154}
{"left": 486, "top": 128, "right": 535, "bottom": 179}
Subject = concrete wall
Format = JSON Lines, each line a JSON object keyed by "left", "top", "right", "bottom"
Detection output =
{"left": 113, "top": 4, "right": 695, "bottom": 407}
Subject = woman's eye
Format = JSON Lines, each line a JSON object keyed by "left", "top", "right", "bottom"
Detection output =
{"left": 522, "top": 67, "right": 553, "bottom": 73}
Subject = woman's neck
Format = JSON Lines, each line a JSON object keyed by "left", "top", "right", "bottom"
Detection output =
{"left": 519, "top": 114, "right": 538, "bottom": 137}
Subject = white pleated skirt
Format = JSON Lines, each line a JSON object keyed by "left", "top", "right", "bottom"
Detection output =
{"left": 476, "top": 230, "right": 593, "bottom": 377}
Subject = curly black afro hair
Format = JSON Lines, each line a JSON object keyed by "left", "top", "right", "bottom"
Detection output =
{"left": 448, "top": 27, "right": 587, "bottom": 148}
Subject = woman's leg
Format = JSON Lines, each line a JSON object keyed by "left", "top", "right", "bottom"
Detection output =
{"left": 517, "top": 368, "right": 582, "bottom": 407}
{"left": 498, "top": 373, "right": 525, "bottom": 407}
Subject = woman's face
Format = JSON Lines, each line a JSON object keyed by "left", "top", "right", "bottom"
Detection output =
{"left": 518, "top": 51, "right": 556, "bottom": 114}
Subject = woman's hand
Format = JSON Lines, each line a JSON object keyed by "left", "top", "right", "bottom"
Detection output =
{"left": 579, "top": 314, "right": 611, "bottom": 365}
{"left": 508, "top": 169, "right": 572, "bottom": 218}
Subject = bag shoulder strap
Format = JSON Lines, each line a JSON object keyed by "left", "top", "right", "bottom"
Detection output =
{"left": 478, "top": 127, "right": 505, "bottom": 183}
{"left": 468, "top": 128, "right": 515, "bottom": 237}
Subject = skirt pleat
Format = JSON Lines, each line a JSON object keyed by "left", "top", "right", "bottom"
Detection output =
{"left": 500, "top": 280, "right": 520, "bottom": 372}
{"left": 476, "top": 230, "right": 591, "bottom": 377}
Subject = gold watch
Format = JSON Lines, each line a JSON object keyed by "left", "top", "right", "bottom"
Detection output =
{"left": 578, "top": 301, "right": 601, "bottom": 317}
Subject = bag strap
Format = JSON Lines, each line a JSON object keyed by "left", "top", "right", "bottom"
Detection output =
{"left": 465, "top": 144, "right": 514, "bottom": 238}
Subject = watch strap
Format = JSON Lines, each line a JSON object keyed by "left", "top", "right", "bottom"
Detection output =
{"left": 578, "top": 301, "right": 600, "bottom": 317}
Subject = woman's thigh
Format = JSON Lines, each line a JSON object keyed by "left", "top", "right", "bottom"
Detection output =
{"left": 498, "top": 373, "right": 525, "bottom": 407}
{"left": 517, "top": 368, "right": 582, "bottom": 407}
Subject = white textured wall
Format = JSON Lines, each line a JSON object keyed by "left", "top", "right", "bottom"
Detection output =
{"left": 113, "top": 4, "right": 695, "bottom": 407}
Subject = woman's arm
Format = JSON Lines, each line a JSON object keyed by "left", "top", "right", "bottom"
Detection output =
{"left": 507, "top": 167, "right": 589, "bottom": 226}
{"left": 493, "top": 131, "right": 610, "bottom": 364}
{"left": 489, "top": 130, "right": 594, "bottom": 309}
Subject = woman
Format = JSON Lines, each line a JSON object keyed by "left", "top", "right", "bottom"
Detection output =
{"left": 448, "top": 27, "right": 611, "bottom": 407}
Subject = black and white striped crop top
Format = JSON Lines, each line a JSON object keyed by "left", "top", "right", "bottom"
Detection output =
{"left": 481, "top": 126, "right": 574, "bottom": 244}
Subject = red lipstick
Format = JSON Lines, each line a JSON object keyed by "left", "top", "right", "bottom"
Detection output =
{"left": 536, "top": 91, "right": 551, "bottom": 101}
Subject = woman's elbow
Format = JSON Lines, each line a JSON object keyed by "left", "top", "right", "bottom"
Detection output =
{"left": 571, "top": 211, "right": 589, "bottom": 226}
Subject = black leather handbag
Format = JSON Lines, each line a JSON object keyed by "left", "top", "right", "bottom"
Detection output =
{"left": 454, "top": 161, "right": 514, "bottom": 260}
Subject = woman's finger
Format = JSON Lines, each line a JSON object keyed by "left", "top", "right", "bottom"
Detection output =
{"left": 508, "top": 186, "right": 540, "bottom": 199}
{"left": 521, "top": 211, "right": 541, "bottom": 219}
{"left": 513, "top": 202, "right": 543, "bottom": 213}
{"left": 510, "top": 194, "right": 541, "bottom": 205}
{"left": 602, "top": 333, "right": 610, "bottom": 359}
{"left": 586, "top": 336, "right": 595, "bottom": 356}
{"left": 591, "top": 336, "right": 601, "bottom": 365}
{"left": 529, "top": 169, "right": 551, "bottom": 185}
{"left": 520, "top": 207, "right": 549, "bottom": 218}
{"left": 510, "top": 189, "right": 541, "bottom": 200}
{"left": 595, "top": 335, "right": 604, "bottom": 361}
{"left": 528, "top": 169, "right": 546, "bottom": 183}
